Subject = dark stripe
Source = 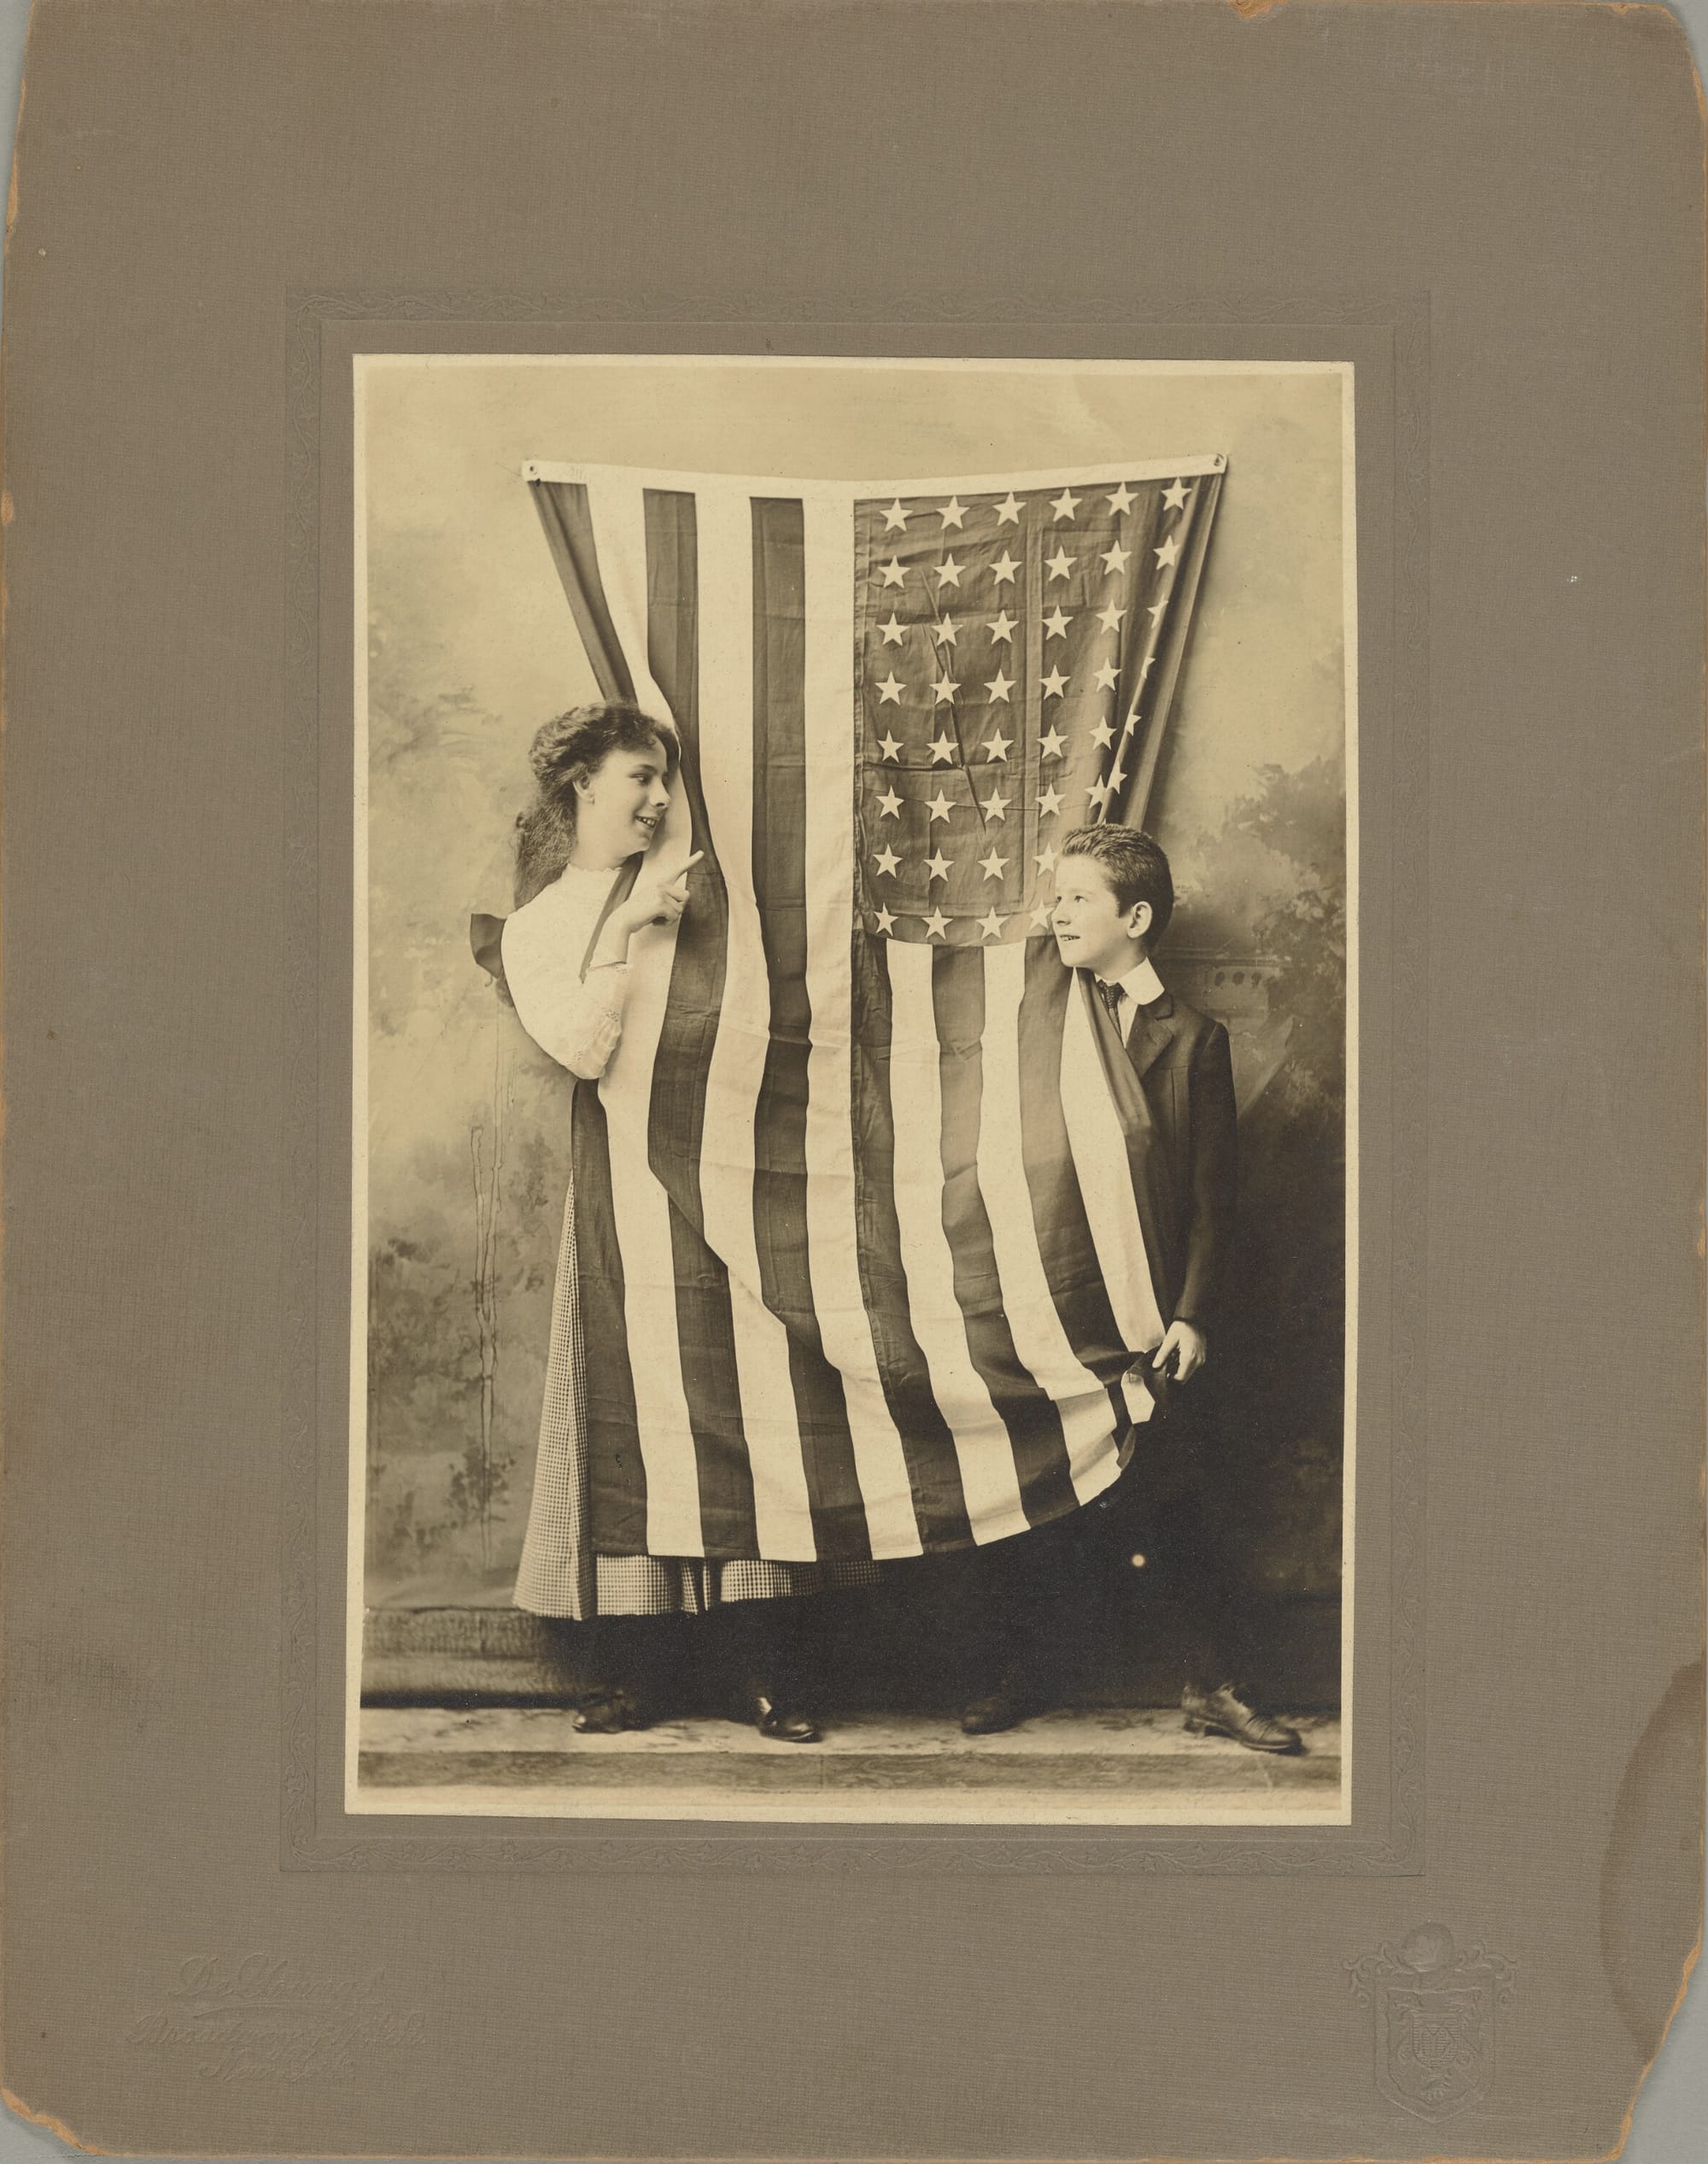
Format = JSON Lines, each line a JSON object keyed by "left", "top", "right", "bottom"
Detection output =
{"left": 932, "top": 949, "right": 1081, "bottom": 1529}
{"left": 528, "top": 482, "right": 637, "bottom": 703}
{"left": 641, "top": 490, "right": 758, "bottom": 1559}
{"left": 748, "top": 499, "right": 873, "bottom": 1562}
{"left": 849, "top": 931, "right": 975, "bottom": 1551}
{"left": 575, "top": 1084, "right": 649, "bottom": 1555}
{"left": 1016, "top": 940, "right": 1131, "bottom": 1382}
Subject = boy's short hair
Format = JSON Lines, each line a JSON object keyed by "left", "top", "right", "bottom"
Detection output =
{"left": 1059, "top": 824, "right": 1175, "bottom": 942}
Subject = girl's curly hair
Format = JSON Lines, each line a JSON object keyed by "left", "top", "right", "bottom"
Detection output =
{"left": 512, "top": 700, "right": 680, "bottom": 906}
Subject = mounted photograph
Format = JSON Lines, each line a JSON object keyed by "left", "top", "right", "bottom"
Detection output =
{"left": 348, "top": 356, "right": 1356, "bottom": 1822}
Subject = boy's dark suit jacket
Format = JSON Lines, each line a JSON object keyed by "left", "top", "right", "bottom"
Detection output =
{"left": 1119, "top": 983, "right": 1238, "bottom": 1333}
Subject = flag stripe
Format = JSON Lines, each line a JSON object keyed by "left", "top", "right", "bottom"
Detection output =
{"left": 980, "top": 944, "right": 1131, "bottom": 1502}
{"left": 529, "top": 482, "right": 638, "bottom": 705}
{"left": 582, "top": 481, "right": 705, "bottom": 1555}
{"left": 849, "top": 935, "right": 977, "bottom": 1547}
{"left": 572, "top": 1085, "right": 647, "bottom": 1552}
{"left": 1015, "top": 940, "right": 1132, "bottom": 1377}
{"left": 886, "top": 940, "right": 1032, "bottom": 1544}
{"left": 929, "top": 945, "right": 1085, "bottom": 1529}
{"left": 691, "top": 486, "right": 821, "bottom": 1559}
{"left": 640, "top": 490, "right": 761, "bottom": 1558}
{"left": 801, "top": 499, "right": 924, "bottom": 1558}
{"left": 1059, "top": 973, "right": 1167, "bottom": 1356}
{"left": 748, "top": 498, "right": 872, "bottom": 1559}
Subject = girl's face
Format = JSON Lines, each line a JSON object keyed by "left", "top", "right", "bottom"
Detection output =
{"left": 574, "top": 738, "right": 674, "bottom": 864}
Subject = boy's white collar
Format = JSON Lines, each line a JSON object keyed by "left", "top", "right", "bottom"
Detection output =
{"left": 1095, "top": 956, "right": 1166, "bottom": 1005}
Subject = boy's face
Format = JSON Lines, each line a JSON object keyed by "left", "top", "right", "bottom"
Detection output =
{"left": 1050, "top": 855, "right": 1152, "bottom": 980}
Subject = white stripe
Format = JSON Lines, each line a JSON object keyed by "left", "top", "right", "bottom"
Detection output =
{"left": 883, "top": 940, "right": 1032, "bottom": 1544}
{"left": 980, "top": 946, "right": 1130, "bottom": 1502}
{"left": 581, "top": 480, "right": 704, "bottom": 1555}
{"left": 801, "top": 498, "right": 922, "bottom": 1557}
{"left": 1058, "top": 981, "right": 1167, "bottom": 1357}
{"left": 693, "top": 487, "right": 819, "bottom": 1559}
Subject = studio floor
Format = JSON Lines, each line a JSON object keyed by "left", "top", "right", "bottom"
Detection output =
{"left": 354, "top": 1705, "right": 1344, "bottom": 1822}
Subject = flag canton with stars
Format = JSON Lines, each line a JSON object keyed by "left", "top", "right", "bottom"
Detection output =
{"left": 852, "top": 477, "right": 1201, "bottom": 945}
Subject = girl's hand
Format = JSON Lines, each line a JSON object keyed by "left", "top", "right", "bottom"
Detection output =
{"left": 619, "top": 851, "right": 703, "bottom": 934}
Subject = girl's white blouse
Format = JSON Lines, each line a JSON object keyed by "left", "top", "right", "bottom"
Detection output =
{"left": 500, "top": 863, "right": 630, "bottom": 1081}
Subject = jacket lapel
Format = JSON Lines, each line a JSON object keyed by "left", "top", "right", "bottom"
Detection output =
{"left": 1126, "top": 988, "right": 1182, "bottom": 1079}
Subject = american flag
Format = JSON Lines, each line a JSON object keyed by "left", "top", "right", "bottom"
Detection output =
{"left": 526, "top": 456, "right": 1224, "bottom": 1564}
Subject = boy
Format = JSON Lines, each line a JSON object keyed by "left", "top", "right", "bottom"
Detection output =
{"left": 958, "top": 824, "right": 1301, "bottom": 1754}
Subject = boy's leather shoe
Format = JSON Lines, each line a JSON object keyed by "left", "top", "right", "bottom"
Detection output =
{"left": 1181, "top": 1682, "right": 1302, "bottom": 1754}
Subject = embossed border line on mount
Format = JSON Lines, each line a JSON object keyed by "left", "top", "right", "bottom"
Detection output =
{"left": 283, "top": 290, "right": 1427, "bottom": 1875}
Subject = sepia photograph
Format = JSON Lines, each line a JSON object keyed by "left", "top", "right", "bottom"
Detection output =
{"left": 348, "top": 356, "right": 1355, "bottom": 1822}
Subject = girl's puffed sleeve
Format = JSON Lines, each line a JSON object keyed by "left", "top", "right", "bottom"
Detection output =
{"left": 500, "top": 889, "right": 629, "bottom": 1081}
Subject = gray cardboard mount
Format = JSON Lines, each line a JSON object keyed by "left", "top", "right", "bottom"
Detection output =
{"left": 1, "top": 2, "right": 1703, "bottom": 2158}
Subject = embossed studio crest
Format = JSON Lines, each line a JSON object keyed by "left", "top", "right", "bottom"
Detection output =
{"left": 127, "top": 1953, "right": 426, "bottom": 2084}
{"left": 1347, "top": 1924, "right": 1515, "bottom": 2120}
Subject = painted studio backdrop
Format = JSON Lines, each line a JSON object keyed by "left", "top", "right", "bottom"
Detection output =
{"left": 359, "top": 360, "right": 1349, "bottom": 1701}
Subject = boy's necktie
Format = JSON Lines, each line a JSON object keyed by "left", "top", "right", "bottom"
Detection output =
{"left": 1097, "top": 979, "right": 1126, "bottom": 1024}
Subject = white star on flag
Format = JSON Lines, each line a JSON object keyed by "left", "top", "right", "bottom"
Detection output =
{"left": 1106, "top": 482, "right": 1136, "bottom": 515}
{"left": 1030, "top": 899, "right": 1055, "bottom": 930}
{"left": 978, "top": 909, "right": 1006, "bottom": 940}
{"left": 925, "top": 848, "right": 952, "bottom": 880}
{"left": 1086, "top": 774, "right": 1111, "bottom": 810}
{"left": 986, "top": 610, "right": 1016, "bottom": 642}
{"left": 876, "top": 673, "right": 904, "bottom": 703}
{"left": 931, "top": 618, "right": 960, "bottom": 646}
{"left": 1035, "top": 844, "right": 1058, "bottom": 874}
{"left": 926, "top": 789, "right": 954, "bottom": 822}
{"left": 1154, "top": 534, "right": 1181, "bottom": 570}
{"left": 874, "top": 905, "right": 897, "bottom": 934}
{"left": 880, "top": 557, "right": 905, "bottom": 587}
{"left": 1100, "top": 541, "right": 1130, "bottom": 577}
{"left": 1038, "top": 783, "right": 1064, "bottom": 817}
{"left": 1043, "top": 605, "right": 1072, "bottom": 640}
{"left": 1041, "top": 666, "right": 1068, "bottom": 698}
{"left": 936, "top": 556, "right": 964, "bottom": 588}
{"left": 939, "top": 495, "right": 967, "bottom": 529}
{"left": 1097, "top": 600, "right": 1126, "bottom": 633}
{"left": 876, "top": 731, "right": 903, "bottom": 759}
{"left": 1162, "top": 478, "right": 1190, "bottom": 512}
{"left": 990, "top": 550, "right": 1020, "bottom": 585}
{"left": 879, "top": 613, "right": 905, "bottom": 644}
{"left": 979, "top": 846, "right": 1008, "bottom": 880}
{"left": 1045, "top": 547, "right": 1074, "bottom": 582}
{"left": 930, "top": 674, "right": 956, "bottom": 707}
{"left": 1039, "top": 725, "right": 1067, "bottom": 758}
{"left": 877, "top": 787, "right": 903, "bottom": 818}
{"left": 1148, "top": 600, "right": 1167, "bottom": 624}
{"left": 1091, "top": 716, "right": 1116, "bottom": 747}
{"left": 928, "top": 731, "right": 956, "bottom": 761}
{"left": 882, "top": 499, "right": 910, "bottom": 529}
{"left": 872, "top": 845, "right": 900, "bottom": 877}
{"left": 993, "top": 492, "right": 1023, "bottom": 524}
{"left": 1108, "top": 760, "right": 1127, "bottom": 793}
{"left": 924, "top": 907, "right": 950, "bottom": 939}
{"left": 985, "top": 668, "right": 1015, "bottom": 702}
{"left": 1050, "top": 487, "right": 1080, "bottom": 520}
{"left": 982, "top": 728, "right": 1011, "bottom": 760}
{"left": 983, "top": 786, "right": 1009, "bottom": 821}
{"left": 1094, "top": 660, "right": 1119, "bottom": 693}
